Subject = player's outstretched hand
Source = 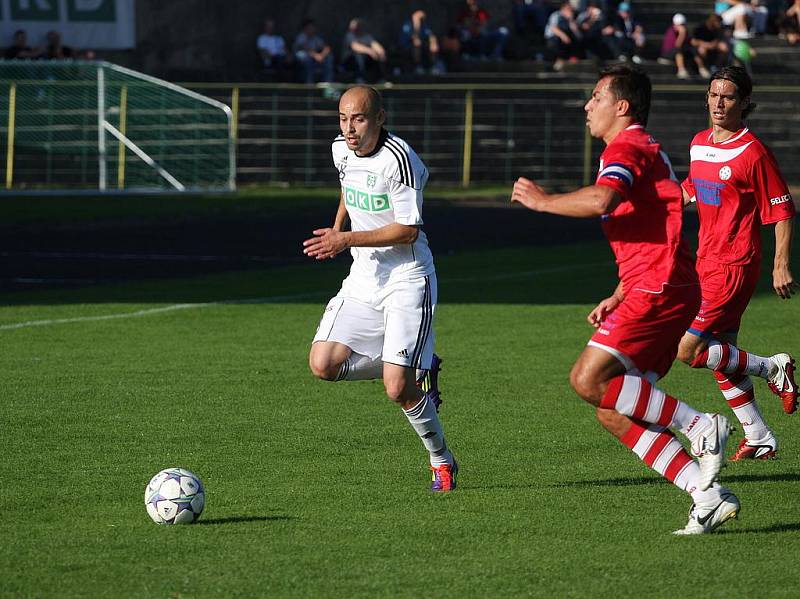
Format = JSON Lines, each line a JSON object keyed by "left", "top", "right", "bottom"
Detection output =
{"left": 773, "top": 266, "right": 798, "bottom": 299}
{"left": 303, "top": 228, "right": 348, "bottom": 261}
{"left": 510, "top": 177, "right": 549, "bottom": 212}
{"left": 587, "top": 295, "right": 621, "bottom": 328}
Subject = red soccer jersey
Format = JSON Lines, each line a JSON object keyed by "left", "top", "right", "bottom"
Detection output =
{"left": 682, "top": 127, "right": 795, "bottom": 266}
{"left": 595, "top": 125, "right": 698, "bottom": 293}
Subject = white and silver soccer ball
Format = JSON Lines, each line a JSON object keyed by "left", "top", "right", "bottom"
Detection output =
{"left": 144, "top": 467, "right": 205, "bottom": 524}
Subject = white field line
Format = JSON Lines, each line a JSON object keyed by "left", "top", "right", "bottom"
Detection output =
{"left": 0, "top": 261, "right": 613, "bottom": 332}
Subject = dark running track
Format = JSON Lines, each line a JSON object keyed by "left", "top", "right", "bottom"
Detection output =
{"left": 0, "top": 197, "right": 699, "bottom": 294}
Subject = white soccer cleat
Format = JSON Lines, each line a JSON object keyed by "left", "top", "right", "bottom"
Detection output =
{"left": 690, "top": 413, "right": 732, "bottom": 491}
{"left": 673, "top": 488, "right": 740, "bottom": 535}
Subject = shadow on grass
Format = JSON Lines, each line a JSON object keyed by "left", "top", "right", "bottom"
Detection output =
{"left": 467, "top": 476, "right": 664, "bottom": 491}
{"left": 720, "top": 472, "right": 800, "bottom": 484}
{"left": 716, "top": 522, "right": 800, "bottom": 535}
{"left": 549, "top": 476, "right": 665, "bottom": 488}
{"left": 545, "top": 471, "right": 800, "bottom": 490}
{"left": 196, "top": 515, "right": 294, "bottom": 526}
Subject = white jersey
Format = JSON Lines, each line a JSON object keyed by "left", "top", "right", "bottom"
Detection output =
{"left": 332, "top": 129, "right": 434, "bottom": 284}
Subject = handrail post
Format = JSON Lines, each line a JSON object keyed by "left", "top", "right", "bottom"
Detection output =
{"left": 117, "top": 85, "right": 128, "bottom": 189}
{"left": 231, "top": 85, "right": 240, "bottom": 141}
{"left": 5, "top": 83, "right": 16, "bottom": 190}
{"left": 461, "top": 89, "right": 473, "bottom": 188}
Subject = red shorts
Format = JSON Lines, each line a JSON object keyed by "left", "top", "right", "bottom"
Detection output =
{"left": 687, "top": 257, "right": 760, "bottom": 338}
{"left": 589, "top": 283, "right": 701, "bottom": 379}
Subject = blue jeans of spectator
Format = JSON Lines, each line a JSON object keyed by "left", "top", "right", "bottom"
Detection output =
{"left": 463, "top": 29, "right": 508, "bottom": 58}
{"left": 297, "top": 52, "right": 334, "bottom": 84}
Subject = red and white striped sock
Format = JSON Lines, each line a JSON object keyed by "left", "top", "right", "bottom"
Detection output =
{"left": 692, "top": 341, "right": 772, "bottom": 380}
{"left": 620, "top": 420, "right": 704, "bottom": 493}
{"left": 714, "top": 371, "right": 768, "bottom": 440}
{"left": 601, "top": 374, "right": 712, "bottom": 440}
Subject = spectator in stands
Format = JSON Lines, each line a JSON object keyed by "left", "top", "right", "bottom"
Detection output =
{"left": 341, "top": 18, "right": 387, "bottom": 83}
{"left": 399, "top": 10, "right": 445, "bottom": 75}
{"left": 545, "top": 1, "right": 584, "bottom": 71}
{"left": 293, "top": 19, "right": 335, "bottom": 86}
{"left": 257, "top": 18, "right": 290, "bottom": 74}
{"left": 660, "top": 13, "right": 697, "bottom": 79}
{"left": 779, "top": 0, "right": 800, "bottom": 45}
{"left": 457, "top": 0, "right": 509, "bottom": 60}
{"left": 41, "top": 30, "right": 74, "bottom": 59}
{"left": 692, "top": 14, "right": 730, "bottom": 78}
{"left": 512, "top": 0, "right": 550, "bottom": 38}
{"left": 732, "top": 32, "right": 756, "bottom": 74}
{"left": 4, "top": 29, "right": 35, "bottom": 59}
{"left": 577, "top": 1, "right": 615, "bottom": 60}
{"left": 749, "top": 0, "right": 770, "bottom": 35}
{"left": 440, "top": 26, "right": 463, "bottom": 70}
{"left": 608, "top": 2, "right": 646, "bottom": 63}
{"left": 719, "top": 0, "right": 755, "bottom": 38}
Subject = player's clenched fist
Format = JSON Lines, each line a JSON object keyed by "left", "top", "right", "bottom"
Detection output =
{"left": 510, "top": 177, "right": 548, "bottom": 212}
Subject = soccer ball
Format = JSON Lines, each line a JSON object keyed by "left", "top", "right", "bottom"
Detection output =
{"left": 144, "top": 467, "right": 205, "bottom": 524}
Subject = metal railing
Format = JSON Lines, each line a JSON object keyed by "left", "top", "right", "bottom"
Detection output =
{"left": 188, "top": 82, "right": 800, "bottom": 189}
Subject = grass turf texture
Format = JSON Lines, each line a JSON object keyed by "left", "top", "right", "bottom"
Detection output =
{"left": 1, "top": 210, "right": 799, "bottom": 597}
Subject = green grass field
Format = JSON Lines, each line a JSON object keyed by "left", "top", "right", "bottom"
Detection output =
{"left": 1, "top": 202, "right": 799, "bottom": 597}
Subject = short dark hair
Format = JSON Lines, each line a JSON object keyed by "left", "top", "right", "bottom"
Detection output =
{"left": 598, "top": 64, "right": 651, "bottom": 126}
{"left": 710, "top": 65, "right": 756, "bottom": 118}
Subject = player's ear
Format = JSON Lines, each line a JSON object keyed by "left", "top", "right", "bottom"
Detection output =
{"left": 740, "top": 95, "right": 750, "bottom": 112}
{"left": 376, "top": 108, "right": 386, "bottom": 126}
{"left": 616, "top": 98, "right": 630, "bottom": 118}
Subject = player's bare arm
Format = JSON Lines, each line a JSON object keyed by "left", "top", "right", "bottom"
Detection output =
{"left": 773, "top": 217, "right": 797, "bottom": 299}
{"left": 681, "top": 187, "right": 694, "bottom": 207}
{"left": 303, "top": 223, "right": 419, "bottom": 260}
{"left": 588, "top": 281, "right": 625, "bottom": 327}
{"left": 333, "top": 192, "right": 349, "bottom": 232}
{"left": 511, "top": 178, "right": 621, "bottom": 218}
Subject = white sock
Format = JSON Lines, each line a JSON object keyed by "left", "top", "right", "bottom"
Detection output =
{"left": 690, "top": 481, "right": 727, "bottom": 504}
{"left": 672, "top": 402, "right": 712, "bottom": 441}
{"left": 403, "top": 393, "right": 453, "bottom": 467}
{"left": 701, "top": 341, "right": 773, "bottom": 379}
{"left": 335, "top": 353, "right": 383, "bottom": 381}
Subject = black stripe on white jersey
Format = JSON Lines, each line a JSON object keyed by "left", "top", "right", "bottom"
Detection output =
{"left": 333, "top": 135, "right": 346, "bottom": 144}
{"left": 383, "top": 142, "right": 411, "bottom": 188}
{"left": 386, "top": 137, "right": 414, "bottom": 188}
{"left": 411, "top": 276, "right": 433, "bottom": 368}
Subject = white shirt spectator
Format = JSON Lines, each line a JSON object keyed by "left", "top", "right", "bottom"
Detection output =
{"left": 257, "top": 33, "right": 286, "bottom": 59}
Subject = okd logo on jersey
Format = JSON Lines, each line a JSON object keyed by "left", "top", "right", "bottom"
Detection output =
{"left": 344, "top": 186, "right": 391, "bottom": 212}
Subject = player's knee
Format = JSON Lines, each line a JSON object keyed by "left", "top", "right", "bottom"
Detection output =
{"left": 676, "top": 344, "right": 694, "bottom": 365}
{"left": 569, "top": 364, "right": 602, "bottom": 404}
{"left": 677, "top": 338, "right": 705, "bottom": 366}
{"left": 308, "top": 354, "right": 340, "bottom": 381}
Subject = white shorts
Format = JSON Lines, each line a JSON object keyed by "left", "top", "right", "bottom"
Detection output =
{"left": 312, "top": 273, "right": 437, "bottom": 369}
